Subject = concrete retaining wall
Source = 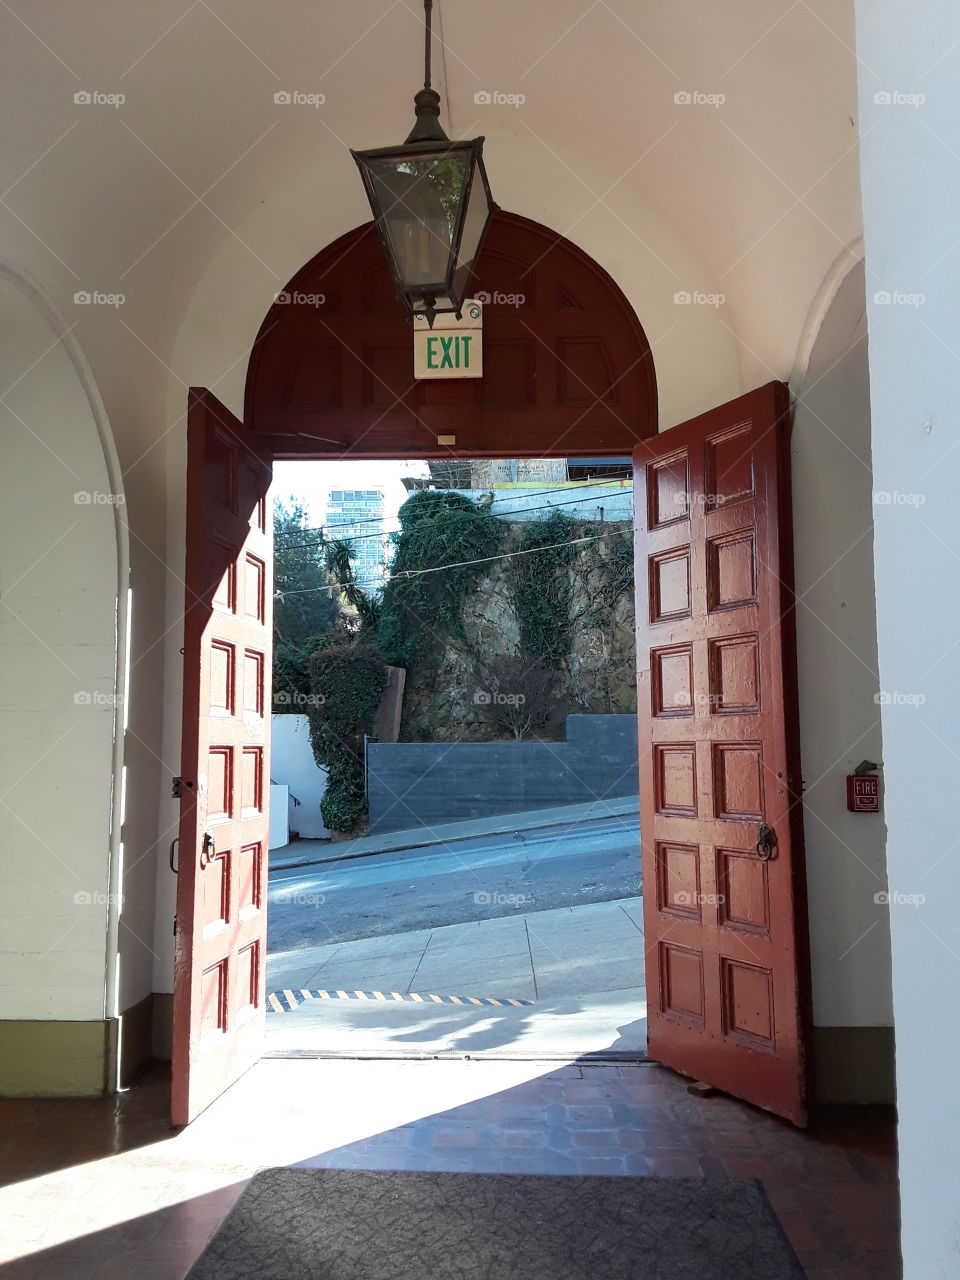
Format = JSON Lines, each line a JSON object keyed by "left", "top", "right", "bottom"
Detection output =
{"left": 367, "top": 714, "right": 638, "bottom": 835}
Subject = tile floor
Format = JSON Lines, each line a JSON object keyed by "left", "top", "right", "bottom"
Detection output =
{"left": 0, "top": 1057, "right": 898, "bottom": 1279}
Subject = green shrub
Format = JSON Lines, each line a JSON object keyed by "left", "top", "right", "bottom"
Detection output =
{"left": 306, "top": 642, "right": 387, "bottom": 833}
{"left": 319, "top": 759, "right": 368, "bottom": 834}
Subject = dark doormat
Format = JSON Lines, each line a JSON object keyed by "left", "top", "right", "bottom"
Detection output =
{"left": 186, "top": 1168, "right": 805, "bottom": 1279}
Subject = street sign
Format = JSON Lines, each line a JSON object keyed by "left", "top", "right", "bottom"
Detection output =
{"left": 413, "top": 301, "right": 483, "bottom": 379}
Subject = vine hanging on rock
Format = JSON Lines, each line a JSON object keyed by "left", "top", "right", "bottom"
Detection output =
{"left": 511, "top": 509, "right": 578, "bottom": 666}
{"left": 377, "top": 489, "right": 502, "bottom": 669}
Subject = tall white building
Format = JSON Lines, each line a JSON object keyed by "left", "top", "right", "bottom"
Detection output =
{"left": 325, "top": 488, "right": 387, "bottom": 591}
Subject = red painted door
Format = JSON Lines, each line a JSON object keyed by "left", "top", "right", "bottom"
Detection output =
{"left": 172, "top": 388, "right": 273, "bottom": 1126}
{"left": 635, "top": 381, "right": 811, "bottom": 1126}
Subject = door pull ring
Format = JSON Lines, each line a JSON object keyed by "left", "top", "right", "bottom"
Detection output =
{"left": 756, "top": 823, "right": 776, "bottom": 861}
{"left": 200, "top": 829, "right": 216, "bottom": 869}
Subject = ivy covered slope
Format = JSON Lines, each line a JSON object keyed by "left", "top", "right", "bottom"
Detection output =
{"left": 379, "top": 490, "right": 636, "bottom": 743}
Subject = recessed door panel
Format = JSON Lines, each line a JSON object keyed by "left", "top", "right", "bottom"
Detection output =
{"left": 649, "top": 452, "right": 690, "bottom": 527}
{"left": 717, "top": 849, "right": 770, "bottom": 937}
{"left": 650, "top": 548, "right": 691, "bottom": 623}
{"left": 654, "top": 744, "right": 698, "bottom": 817}
{"left": 721, "top": 957, "right": 775, "bottom": 1050}
{"left": 656, "top": 842, "right": 702, "bottom": 921}
{"left": 713, "top": 743, "right": 764, "bottom": 821}
{"left": 707, "top": 530, "right": 757, "bottom": 612}
{"left": 705, "top": 425, "right": 755, "bottom": 507}
{"left": 660, "top": 943, "right": 705, "bottom": 1026}
{"left": 709, "top": 636, "right": 761, "bottom": 714}
{"left": 652, "top": 644, "right": 694, "bottom": 717}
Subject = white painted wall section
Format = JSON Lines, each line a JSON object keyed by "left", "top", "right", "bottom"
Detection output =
{"left": 855, "top": 0, "right": 960, "bottom": 1272}
{"left": 270, "top": 715, "right": 331, "bottom": 840}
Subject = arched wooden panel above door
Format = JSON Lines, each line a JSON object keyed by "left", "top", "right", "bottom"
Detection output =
{"left": 244, "top": 211, "right": 657, "bottom": 458}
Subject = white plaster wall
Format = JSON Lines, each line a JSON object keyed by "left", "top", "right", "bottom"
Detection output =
{"left": 271, "top": 715, "right": 331, "bottom": 841}
{"left": 790, "top": 262, "right": 891, "bottom": 1028}
{"left": 268, "top": 785, "right": 289, "bottom": 850}
{"left": 0, "top": 277, "right": 120, "bottom": 1021}
{"left": 855, "top": 0, "right": 960, "bottom": 1271}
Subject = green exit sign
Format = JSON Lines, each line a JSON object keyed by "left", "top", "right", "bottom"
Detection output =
{"left": 413, "top": 301, "right": 483, "bottom": 379}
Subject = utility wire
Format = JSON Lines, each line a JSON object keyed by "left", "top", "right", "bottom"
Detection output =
{"left": 274, "top": 476, "right": 634, "bottom": 543}
{"left": 275, "top": 520, "right": 634, "bottom": 598}
{"left": 275, "top": 488, "right": 635, "bottom": 553}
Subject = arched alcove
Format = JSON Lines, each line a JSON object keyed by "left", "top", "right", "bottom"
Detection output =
{"left": 0, "top": 266, "right": 127, "bottom": 1090}
{"left": 244, "top": 212, "right": 657, "bottom": 458}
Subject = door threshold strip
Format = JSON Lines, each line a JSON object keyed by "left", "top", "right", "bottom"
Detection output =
{"left": 267, "top": 988, "right": 535, "bottom": 1012}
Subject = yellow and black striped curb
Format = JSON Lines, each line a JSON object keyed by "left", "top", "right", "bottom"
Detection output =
{"left": 267, "top": 988, "right": 534, "bottom": 1013}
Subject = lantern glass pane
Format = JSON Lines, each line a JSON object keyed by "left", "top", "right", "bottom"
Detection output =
{"left": 452, "top": 158, "right": 493, "bottom": 303}
{"left": 366, "top": 150, "right": 470, "bottom": 290}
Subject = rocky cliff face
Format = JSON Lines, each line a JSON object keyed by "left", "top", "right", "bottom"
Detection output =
{"left": 398, "top": 526, "right": 636, "bottom": 742}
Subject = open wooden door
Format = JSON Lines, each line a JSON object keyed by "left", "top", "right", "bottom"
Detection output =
{"left": 171, "top": 388, "right": 273, "bottom": 1127}
{"left": 635, "top": 381, "right": 811, "bottom": 1126}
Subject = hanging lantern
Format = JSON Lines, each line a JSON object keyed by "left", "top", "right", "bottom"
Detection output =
{"left": 352, "top": 0, "right": 498, "bottom": 327}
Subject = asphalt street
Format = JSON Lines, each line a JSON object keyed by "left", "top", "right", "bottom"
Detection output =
{"left": 267, "top": 815, "right": 641, "bottom": 953}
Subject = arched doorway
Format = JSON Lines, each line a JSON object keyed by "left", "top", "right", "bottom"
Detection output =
{"left": 176, "top": 213, "right": 810, "bottom": 1129}
{"left": 175, "top": 214, "right": 658, "bottom": 1123}
{"left": 244, "top": 211, "right": 657, "bottom": 456}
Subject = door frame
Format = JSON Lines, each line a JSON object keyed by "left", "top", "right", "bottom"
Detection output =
{"left": 174, "top": 214, "right": 813, "bottom": 1120}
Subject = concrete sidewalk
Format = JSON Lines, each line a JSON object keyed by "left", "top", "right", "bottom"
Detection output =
{"left": 270, "top": 795, "right": 640, "bottom": 872}
{"left": 265, "top": 896, "right": 647, "bottom": 1058}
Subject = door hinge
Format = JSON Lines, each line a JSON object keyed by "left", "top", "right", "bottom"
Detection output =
{"left": 172, "top": 777, "right": 194, "bottom": 799}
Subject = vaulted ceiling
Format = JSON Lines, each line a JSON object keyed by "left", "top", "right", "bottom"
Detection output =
{"left": 0, "top": 1, "right": 862, "bottom": 440}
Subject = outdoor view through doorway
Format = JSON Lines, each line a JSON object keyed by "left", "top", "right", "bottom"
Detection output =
{"left": 264, "top": 454, "right": 646, "bottom": 1060}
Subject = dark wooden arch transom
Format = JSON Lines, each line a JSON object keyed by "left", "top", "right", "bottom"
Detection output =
{"left": 244, "top": 212, "right": 657, "bottom": 459}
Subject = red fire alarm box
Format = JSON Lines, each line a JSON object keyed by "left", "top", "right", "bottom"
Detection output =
{"left": 847, "top": 775, "right": 880, "bottom": 812}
